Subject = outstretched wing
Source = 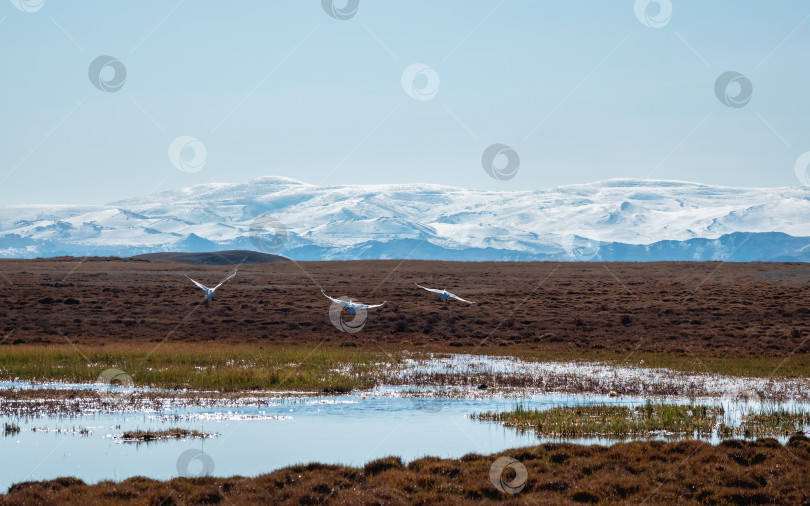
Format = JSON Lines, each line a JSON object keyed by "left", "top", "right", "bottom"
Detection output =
{"left": 322, "top": 290, "right": 351, "bottom": 308}
{"left": 213, "top": 269, "right": 238, "bottom": 290}
{"left": 416, "top": 283, "right": 444, "bottom": 295}
{"left": 353, "top": 301, "right": 386, "bottom": 310}
{"left": 185, "top": 275, "right": 209, "bottom": 292}
{"left": 447, "top": 292, "right": 474, "bottom": 304}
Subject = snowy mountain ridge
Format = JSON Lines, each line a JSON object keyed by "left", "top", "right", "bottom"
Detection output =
{"left": 1, "top": 176, "right": 809, "bottom": 261}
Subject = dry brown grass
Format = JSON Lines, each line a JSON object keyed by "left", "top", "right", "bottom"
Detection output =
{"left": 3, "top": 434, "right": 810, "bottom": 505}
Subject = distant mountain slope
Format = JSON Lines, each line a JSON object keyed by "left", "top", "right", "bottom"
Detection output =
{"left": 131, "top": 250, "right": 289, "bottom": 265}
{"left": 1, "top": 176, "right": 808, "bottom": 261}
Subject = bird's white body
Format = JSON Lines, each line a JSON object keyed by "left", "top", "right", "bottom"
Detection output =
{"left": 186, "top": 270, "right": 237, "bottom": 300}
{"left": 321, "top": 290, "right": 385, "bottom": 314}
{"left": 416, "top": 284, "right": 474, "bottom": 304}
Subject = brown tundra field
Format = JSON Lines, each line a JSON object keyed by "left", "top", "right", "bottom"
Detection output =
{"left": 1, "top": 257, "right": 809, "bottom": 356}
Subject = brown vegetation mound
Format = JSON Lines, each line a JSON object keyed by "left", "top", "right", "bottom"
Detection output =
{"left": 3, "top": 435, "right": 810, "bottom": 504}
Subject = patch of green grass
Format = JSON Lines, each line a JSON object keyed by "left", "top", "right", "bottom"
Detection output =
{"left": 474, "top": 402, "right": 722, "bottom": 437}
{"left": 477, "top": 403, "right": 810, "bottom": 439}
{"left": 0, "top": 344, "right": 400, "bottom": 392}
{"left": 720, "top": 408, "right": 810, "bottom": 438}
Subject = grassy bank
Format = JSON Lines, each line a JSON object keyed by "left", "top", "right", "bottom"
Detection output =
{"left": 0, "top": 344, "right": 397, "bottom": 392}
{"left": 1, "top": 343, "right": 810, "bottom": 394}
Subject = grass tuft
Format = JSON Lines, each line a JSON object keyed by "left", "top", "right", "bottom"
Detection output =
{"left": 3, "top": 423, "right": 21, "bottom": 436}
{"left": 476, "top": 402, "right": 810, "bottom": 438}
{"left": 119, "top": 428, "right": 212, "bottom": 442}
{"left": 474, "top": 402, "right": 722, "bottom": 437}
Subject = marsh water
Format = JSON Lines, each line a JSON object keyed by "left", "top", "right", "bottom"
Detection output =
{"left": 2, "top": 354, "right": 809, "bottom": 491}
{"left": 0, "top": 389, "right": 630, "bottom": 490}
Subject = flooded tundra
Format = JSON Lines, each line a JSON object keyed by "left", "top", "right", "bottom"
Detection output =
{"left": 2, "top": 353, "right": 810, "bottom": 491}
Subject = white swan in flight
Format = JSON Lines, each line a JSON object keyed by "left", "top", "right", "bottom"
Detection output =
{"left": 185, "top": 269, "right": 237, "bottom": 300}
{"left": 416, "top": 284, "right": 475, "bottom": 304}
{"left": 321, "top": 290, "right": 385, "bottom": 314}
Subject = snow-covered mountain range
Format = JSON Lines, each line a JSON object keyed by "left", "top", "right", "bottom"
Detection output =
{"left": 1, "top": 176, "right": 809, "bottom": 261}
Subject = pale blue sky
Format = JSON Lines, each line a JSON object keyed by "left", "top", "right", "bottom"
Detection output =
{"left": 1, "top": 1, "right": 810, "bottom": 204}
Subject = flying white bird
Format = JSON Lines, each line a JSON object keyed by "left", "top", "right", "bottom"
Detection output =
{"left": 416, "top": 284, "right": 475, "bottom": 304}
{"left": 185, "top": 269, "right": 237, "bottom": 300}
{"left": 321, "top": 290, "right": 385, "bottom": 314}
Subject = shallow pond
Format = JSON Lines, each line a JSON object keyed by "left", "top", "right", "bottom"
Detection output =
{"left": 0, "top": 387, "right": 717, "bottom": 491}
